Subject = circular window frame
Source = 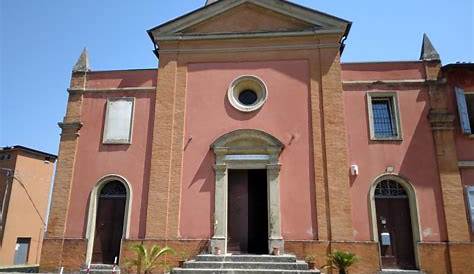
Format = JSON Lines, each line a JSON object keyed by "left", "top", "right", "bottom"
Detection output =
{"left": 227, "top": 75, "right": 268, "bottom": 112}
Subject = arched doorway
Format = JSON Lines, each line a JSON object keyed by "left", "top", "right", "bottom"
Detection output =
{"left": 372, "top": 178, "right": 418, "bottom": 270}
{"left": 91, "top": 180, "right": 127, "bottom": 264}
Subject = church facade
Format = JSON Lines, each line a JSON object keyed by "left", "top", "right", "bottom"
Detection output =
{"left": 40, "top": 0, "right": 474, "bottom": 273}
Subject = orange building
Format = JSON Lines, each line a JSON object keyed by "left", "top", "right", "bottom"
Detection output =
{"left": 41, "top": 1, "right": 473, "bottom": 273}
{"left": 0, "top": 146, "right": 56, "bottom": 269}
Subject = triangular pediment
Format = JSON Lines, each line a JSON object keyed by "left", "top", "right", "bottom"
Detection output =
{"left": 182, "top": 3, "right": 314, "bottom": 34}
{"left": 148, "top": 0, "right": 350, "bottom": 42}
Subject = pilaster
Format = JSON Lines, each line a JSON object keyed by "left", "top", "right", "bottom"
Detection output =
{"left": 319, "top": 45, "right": 353, "bottom": 241}
{"left": 427, "top": 80, "right": 470, "bottom": 242}
{"left": 46, "top": 70, "right": 85, "bottom": 238}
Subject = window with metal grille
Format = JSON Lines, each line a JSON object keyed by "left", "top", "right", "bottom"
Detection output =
{"left": 372, "top": 97, "right": 397, "bottom": 138}
{"left": 375, "top": 180, "right": 408, "bottom": 199}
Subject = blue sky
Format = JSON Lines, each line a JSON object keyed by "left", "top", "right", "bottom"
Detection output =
{"left": 1, "top": 0, "right": 473, "bottom": 155}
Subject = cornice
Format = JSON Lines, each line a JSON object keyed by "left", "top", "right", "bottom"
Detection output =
{"left": 159, "top": 42, "right": 340, "bottom": 55}
{"left": 68, "top": 87, "right": 156, "bottom": 94}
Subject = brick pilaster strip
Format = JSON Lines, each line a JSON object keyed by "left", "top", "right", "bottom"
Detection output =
{"left": 319, "top": 47, "right": 353, "bottom": 241}
{"left": 146, "top": 54, "right": 179, "bottom": 239}
{"left": 426, "top": 63, "right": 470, "bottom": 241}
{"left": 309, "top": 50, "right": 329, "bottom": 241}
{"left": 46, "top": 72, "right": 85, "bottom": 237}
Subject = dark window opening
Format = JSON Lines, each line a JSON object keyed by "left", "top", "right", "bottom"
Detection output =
{"left": 238, "top": 90, "right": 258, "bottom": 106}
{"left": 372, "top": 97, "right": 397, "bottom": 138}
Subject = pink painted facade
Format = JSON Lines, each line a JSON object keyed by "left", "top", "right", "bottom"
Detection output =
{"left": 60, "top": 60, "right": 474, "bottom": 242}
{"left": 343, "top": 62, "right": 446, "bottom": 242}
{"left": 64, "top": 70, "right": 157, "bottom": 239}
{"left": 181, "top": 60, "right": 315, "bottom": 240}
{"left": 62, "top": 62, "right": 473, "bottom": 244}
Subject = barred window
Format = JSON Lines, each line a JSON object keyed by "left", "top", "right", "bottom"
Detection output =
{"left": 367, "top": 92, "right": 401, "bottom": 140}
{"left": 372, "top": 98, "right": 397, "bottom": 138}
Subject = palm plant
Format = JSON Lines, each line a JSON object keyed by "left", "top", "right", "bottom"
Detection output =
{"left": 322, "top": 250, "right": 358, "bottom": 274}
{"left": 125, "top": 244, "right": 175, "bottom": 274}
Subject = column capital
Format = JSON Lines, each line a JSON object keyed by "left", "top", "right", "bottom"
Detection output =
{"left": 266, "top": 163, "right": 282, "bottom": 174}
{"left": 58, "top": 122, "right": 83, "bottom": 137}
{"left": 213, "top": 164, "right": 227, "bottom": 174}
{"left": 428, "top": 110, "right": 455, "bottom": 130}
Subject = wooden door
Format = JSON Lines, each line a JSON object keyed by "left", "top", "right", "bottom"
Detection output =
{"left": 92, "top": 181, "right": 126, "bottom": 264}
{"left": 228, "top": 170, "right": 248, "bottom": 253}
{"left": 375, "top": 180, "right": 416, "bottom": 270}
{"left": 227, "top": 169, "right": 268, "bottom": 254}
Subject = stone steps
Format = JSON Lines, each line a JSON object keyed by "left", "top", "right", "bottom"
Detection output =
{"left": 183, "top": 261, "right": 310, "bottom": 270}
{"left": 195, "top": 254, "right": 298, "bottom": 263}
{"left": 79, "top": 264, "right": 120, "bottom": 274}
{"left": 171, "top": 254, "right": 320, "bottom": 274}
{"left": 378, "top": 270, "right": 425, "bottom": 274}
{"left": 172, "top": 269, "right": 320, "bottom": 274}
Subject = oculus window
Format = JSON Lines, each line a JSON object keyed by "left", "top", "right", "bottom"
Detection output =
{"left": 367, "top": 92, "right": 402, "bottom": 140}
{"left": 103, "top": 98, "right": 134, "bottom": 144}
{"left": 228, "top": 75, "right": 268, "bottom": 112}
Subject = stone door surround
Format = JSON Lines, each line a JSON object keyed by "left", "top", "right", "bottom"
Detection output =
{"left": 210, "top": 129, "right": 284, "bottom": 254}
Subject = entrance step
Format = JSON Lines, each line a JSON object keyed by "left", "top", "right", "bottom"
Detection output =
{"left": 80, "top": 264, "right": 120, "bottom": 273}
{"left": 195, "top": 254, "right": 298, "bottom": 263}
{"left": 378, "top": 270, "right": 425, "bottom": 274}
{"left": 172, "top": 255, "right": 320, "bottom": 274}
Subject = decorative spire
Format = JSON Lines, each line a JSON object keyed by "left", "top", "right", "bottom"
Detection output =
{"left": 205, "top": 0, "right": 219, "bottom": 6}
{"left": 420, "top": 33, "right": 440, "bottom": 61}
{"left": 73, "top": 48, "right": 90, "bottom": 72}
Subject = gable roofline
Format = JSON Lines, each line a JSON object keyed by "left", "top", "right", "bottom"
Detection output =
{"left": 147, "top": 0, "right": 351, "bottom": 44}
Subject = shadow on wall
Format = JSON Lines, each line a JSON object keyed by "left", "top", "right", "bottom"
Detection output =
{"left": 398, "top": 89, "right": 447, "bottom": 241}
{"left": 190, "top": 150, "right": 215, "bottom": 234}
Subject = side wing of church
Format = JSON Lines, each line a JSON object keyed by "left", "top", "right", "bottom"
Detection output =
{"left": 40, "top": 1, "right": 474, "bottom": 273}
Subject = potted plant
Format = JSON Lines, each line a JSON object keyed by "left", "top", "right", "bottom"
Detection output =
{"left": 125, "top": 243, "right": 175, "bottom": 274}
{"left": 304, "top": 255, "right": 316, "bottom": 270}
{"left": 322, "top": 250, "right": 358, "bottom": 274}
{"left": 177, "top": 251, "right": 189, "bottom": 268}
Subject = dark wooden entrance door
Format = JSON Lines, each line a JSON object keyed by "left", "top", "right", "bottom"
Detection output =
{"left": 92, "top": 181, "right": 127, "bottom": 264}
{"left": 228, "top": 169, "right": 268, "bottom": 254}
{"left": 375, "top": 180, "right": 416, "bottom": 270}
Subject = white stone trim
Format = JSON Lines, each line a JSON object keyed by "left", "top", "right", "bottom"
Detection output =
{"left": 343, "top": 79, "right": 426, "bottom": 85}
{"left": 68, "top": 87, "right": 156, "bottom": 94}
{"left": 366, "top": 91, "right": 403, "bottom": 141}
{"left": 458, "top": 161, "right": 474, "bottom": 168}
{"left": 210, "top": 129, "right": 284, "bottom": 254}
{"left": 227, "top": 75, "right": 268, "bottom": 112}
{"left": 368, "top": 173, "right": 421, "bottom": 269}
{"left": 85, "top": 175, "right": 133, "bottom": 265}
{"left": 156, "top": 29, "right": 344, "bottom": 41}
{"left": 158, "top": 43, "right": 340, "bottom": 54}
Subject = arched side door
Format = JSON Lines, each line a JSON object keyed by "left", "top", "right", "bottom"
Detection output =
{"left": 92, "top": 181, "right": 127, "bottom": 264}
{"left": 374, "top": 179, "right": 416, "bottom": 270}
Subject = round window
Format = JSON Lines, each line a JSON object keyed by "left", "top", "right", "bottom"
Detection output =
{"left": 228, "top": 76, "right": 267, "bottom": 112}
